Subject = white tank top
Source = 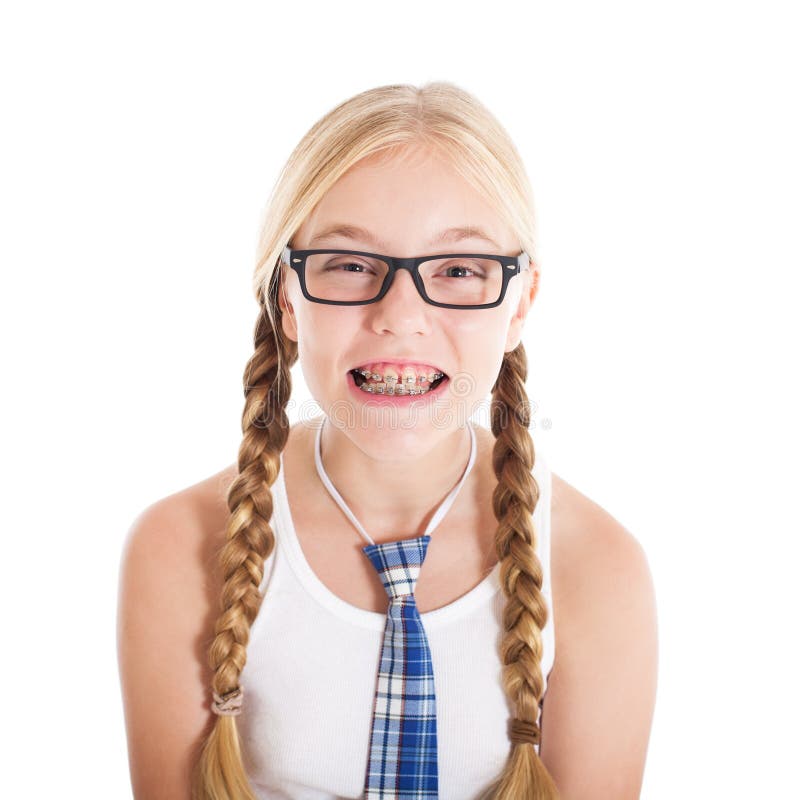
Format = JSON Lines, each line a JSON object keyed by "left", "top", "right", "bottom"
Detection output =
{"left": 238, "top": 429, "right": 556, "bottom": 800}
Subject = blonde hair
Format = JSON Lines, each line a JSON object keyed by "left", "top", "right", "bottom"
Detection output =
{"left": 191, "top": 81, "right": 560, "bottom": 800}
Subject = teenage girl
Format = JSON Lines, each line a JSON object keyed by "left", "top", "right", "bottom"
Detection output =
{"left": 118, "top": 82, "right": 658, "bottom": 800}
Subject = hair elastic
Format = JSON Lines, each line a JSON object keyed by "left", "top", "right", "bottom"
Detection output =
{"left": 212, "top": 687, "right": 244, "bottom": 716}
{"left": 509, "top": 717, "right": 541, "bottom": 746}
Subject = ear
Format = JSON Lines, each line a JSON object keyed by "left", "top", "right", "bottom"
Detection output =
{"left": 504, "top": 259, "right": 540, "bottom": 353}
{"left": 276, "top": 266, "right": 299, "bottom": 342}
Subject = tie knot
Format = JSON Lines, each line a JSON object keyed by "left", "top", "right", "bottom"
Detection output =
{"left": 362, "top": 535, "right": 431, "bottom": 600}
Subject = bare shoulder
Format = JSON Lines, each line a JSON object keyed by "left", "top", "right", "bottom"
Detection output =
{"left": 116, "top": 465, "right": 236, "bottom": 799}
{"left": 542, "top": 472, "right": 658, "bottom": 799}
{"left": 549, "top": 472, "right": 653, "bottom": 588}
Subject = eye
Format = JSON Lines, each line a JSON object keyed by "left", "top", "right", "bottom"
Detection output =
{"left": 435, "top": 260, "right": 488, "bottom": 279}
{"left": 323, "top": 258, "right": 379, "bottom": 274}
{"left": 443, "top": 264, "right": 478, "bottom": 278}
{"left": 326, "top": 260, "right": 363, "bottom": 271}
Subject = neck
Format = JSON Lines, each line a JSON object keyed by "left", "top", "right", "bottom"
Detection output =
{"left": 318, "top": 419, "right": 473, "bottom": 538}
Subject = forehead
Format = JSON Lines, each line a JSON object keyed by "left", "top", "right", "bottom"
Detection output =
{"left": 294, "top": 145, "right": 517, "bottom": 254}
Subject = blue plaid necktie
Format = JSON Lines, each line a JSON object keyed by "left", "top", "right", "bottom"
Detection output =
{"left": 362, "top": 534, "right": 438, "bottom": 799}
{"left": 313, "top": 417, "right": 477, "bottom": 800}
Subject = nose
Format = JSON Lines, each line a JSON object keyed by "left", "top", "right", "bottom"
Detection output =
{"left": 367, "top": 266, "right": 430, "bottom": 334}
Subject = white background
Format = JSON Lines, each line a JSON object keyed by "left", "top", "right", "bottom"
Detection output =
{"left": 2, "top": 1, "right": 798, "bottom": 797}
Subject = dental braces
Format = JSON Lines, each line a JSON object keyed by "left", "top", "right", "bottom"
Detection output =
{"left": 361, "top": 384, "right": 428, "bottom": 395}
{"left": 356, "top": 369, "right": 445, "bottom": 383}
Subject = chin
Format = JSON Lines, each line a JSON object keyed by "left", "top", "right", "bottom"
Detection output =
{"left": 325, "top": 401, "right": 458, "bottom": 454}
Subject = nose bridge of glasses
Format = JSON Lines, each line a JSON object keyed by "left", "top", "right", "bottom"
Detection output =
{"left": 382, "top": 258, "right": 423, "bottom": 298}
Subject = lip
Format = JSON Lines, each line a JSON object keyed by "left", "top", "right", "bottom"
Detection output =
{"left": 346, "top": 370, "right": 450, "bottom": 404}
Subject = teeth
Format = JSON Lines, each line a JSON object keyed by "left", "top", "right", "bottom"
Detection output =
{"left": 354, "top": 364, "right": 446, "bottom": 384}
{"left": 355, "top": 380, "right": 434, "bottom": 396}
{"left": 404, "top": 366, "right": 422, "bottom": 387}
{"left": 354, "top": 368, "right": 445, "bottom": 381}
{"left": 351, "top": 364, "right": 447, "bottom": 397}
{"left": 382, "top": 365, "right": 400, "bottom": 384}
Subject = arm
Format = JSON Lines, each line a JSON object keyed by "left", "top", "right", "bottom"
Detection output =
{"left": 116, "top": 496, "right": 219, "bottom": 800}
{"left": 540, "top": 498, "right": 658, "bottom": 799}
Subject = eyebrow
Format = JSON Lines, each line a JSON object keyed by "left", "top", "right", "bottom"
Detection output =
{"left": 306, "top": 224, "right": 501, "bottom": 251}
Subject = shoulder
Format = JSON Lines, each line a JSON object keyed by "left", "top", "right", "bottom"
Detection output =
{"left": 542, "top": 473, "right": 658, "bottom": 798}
{"left": 118, "top": 466, "right": 236, "bottom": 608}
{"left": 116, "top": 466, "right": 235, "bottom": 798}
{"left": 118, "top": 464, "right": 237, "bottom": 647}
{"left": 549, "top": 473, "right": 654, "bottom": 605}
{"left": 548, "top": 472, "right": 657, "bottom": 662}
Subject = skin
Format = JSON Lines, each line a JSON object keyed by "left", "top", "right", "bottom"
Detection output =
{"left": 117, "top": 143, "right": 658, "bottom": 799}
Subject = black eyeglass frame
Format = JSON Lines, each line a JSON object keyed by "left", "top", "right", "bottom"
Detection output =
{"left": 281, "top": 246, "right": 531, "bottom": 310}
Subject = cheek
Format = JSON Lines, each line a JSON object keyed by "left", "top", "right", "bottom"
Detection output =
{"left": 456, "top": 306, "right": 512, "bottom": 335}
{"left": 292, "top": 308, "right": 356, "bottom": 384}
{"left": 295, "top": 306, "right": 353, "bottom": 345}
{"left": 450, "top": 315, "right": 510, "bottom": 394}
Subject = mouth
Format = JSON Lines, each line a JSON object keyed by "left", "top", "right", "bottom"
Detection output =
{"left": 348, "top": 367, "right": 449, "bottom": 396}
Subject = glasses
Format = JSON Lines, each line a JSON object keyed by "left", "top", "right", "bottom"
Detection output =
{"left": 282, "top": 246, "right": 530, "bottom": 310}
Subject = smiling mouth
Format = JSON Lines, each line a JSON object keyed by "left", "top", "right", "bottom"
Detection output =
{"left": 349, "top": 369, "right": 449, "bottom": 395}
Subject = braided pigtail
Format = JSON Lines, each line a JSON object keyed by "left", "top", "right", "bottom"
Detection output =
{"left": 479, "top": 343, "right": 560, "bottom": 800}
{"left": 191, "top": 279, "right": 297, "bottom": 800}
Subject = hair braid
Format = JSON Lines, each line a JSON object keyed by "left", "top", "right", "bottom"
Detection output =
{"left": 191, "top": 293, "right": 297, "bottom": 800}
{"left": 479, "top": 343, "right": 560, "bottom": 800}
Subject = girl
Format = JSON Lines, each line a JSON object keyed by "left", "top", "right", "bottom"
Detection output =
{"left": 118, "top": 82, "right": 657, "bottom": 800}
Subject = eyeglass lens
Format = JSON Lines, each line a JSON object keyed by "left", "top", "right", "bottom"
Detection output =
{"left": 303, "top": 253, "right": 504, "bottom": 306}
